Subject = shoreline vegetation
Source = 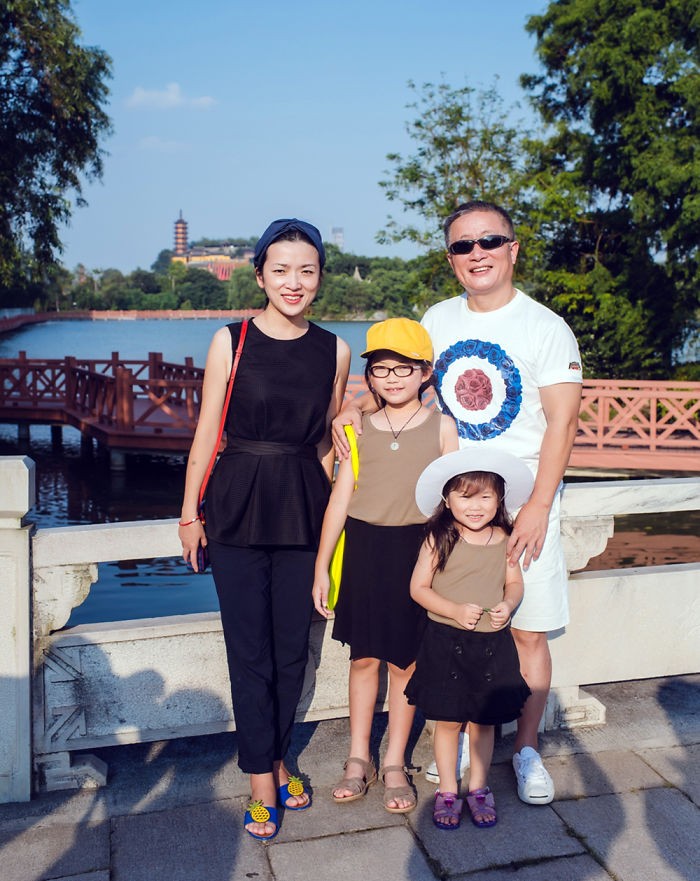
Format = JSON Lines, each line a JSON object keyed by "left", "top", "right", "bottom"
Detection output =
{"left": 0, "top": 309, "right": 382, "bottom": 337}
{"left": 0, "top": 309, "right": 260, "bottom": 335}
{"left": 3, "top": 233, "right": 696, "bottom": 377}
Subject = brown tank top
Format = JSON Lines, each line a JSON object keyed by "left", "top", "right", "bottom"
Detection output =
{"left": 347, "top": 409, "right": 442, "bottom": 526}
{"left": 429, "top": 538, "right": 507, "bottom": 632}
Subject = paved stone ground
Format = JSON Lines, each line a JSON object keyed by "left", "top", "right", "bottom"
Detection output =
{"left": 1, "top": 674, "right": 698, "bottom": 881}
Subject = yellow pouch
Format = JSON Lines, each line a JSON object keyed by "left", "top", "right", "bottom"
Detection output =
{"left": 327, "top": 425, "right": 359, "bottom": 611}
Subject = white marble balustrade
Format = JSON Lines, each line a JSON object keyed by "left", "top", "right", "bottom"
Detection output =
{"left": 1, "top": 457, "right": 698, "bottom": 803}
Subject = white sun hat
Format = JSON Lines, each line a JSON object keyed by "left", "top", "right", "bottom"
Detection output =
{"left": 415, "top": 448, "right": 534, "bottom": 518}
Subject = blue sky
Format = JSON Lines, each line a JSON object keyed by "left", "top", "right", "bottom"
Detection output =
{"left": 63, "top": 0, "right": 549, "bottom": 273}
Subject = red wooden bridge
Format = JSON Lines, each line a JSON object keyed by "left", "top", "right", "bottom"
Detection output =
{"left": 1, "top": 353, "right": 699, "bottom": 471}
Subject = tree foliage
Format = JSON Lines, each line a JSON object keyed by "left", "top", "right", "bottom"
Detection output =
{"left": 378, "top": 79, "right": 526, "bottom": 250}
{"left": 377, "top": 4, "right": 699, "bottom": 377}
{"left": 521, "top": 0, "right": 700, "bottom": 375}
{"left": 151, "top": 249, "right": 173, "bottom": 275}
{"left": 0, "top": 0, "right": 112, "bottom": 296}
{"left": 227, "top": 265, "right": 264, "bottom": 310}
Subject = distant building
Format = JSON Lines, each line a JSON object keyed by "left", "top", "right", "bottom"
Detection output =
{"left": 170, "top": 212, "right": 254, "bottom": 281}
{"left": 331, "top": 226, "right": 344, "bottom": 251}
{"left": 173, "top": 211, "right": 188, "bottom": 256}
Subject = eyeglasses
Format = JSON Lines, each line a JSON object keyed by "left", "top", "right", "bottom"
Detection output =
{"left": 368, "top": 364, "right": 421, "bottom": 378}
{"left": 447, "top": 235, "right": 513, "bottom": 255}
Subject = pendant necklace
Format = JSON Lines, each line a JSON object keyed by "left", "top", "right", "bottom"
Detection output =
{"left": 384, "top": 404, "right": 422, "bottom": 451}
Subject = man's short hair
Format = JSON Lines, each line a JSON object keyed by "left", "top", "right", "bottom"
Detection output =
{"left": 443, "top": 201, "right": 515, "bottom": 246}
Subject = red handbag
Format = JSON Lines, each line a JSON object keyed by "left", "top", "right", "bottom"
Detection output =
{"left": 192, "top": 319, "right": 249, "bottom": 572}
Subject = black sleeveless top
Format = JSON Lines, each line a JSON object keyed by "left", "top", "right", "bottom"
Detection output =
{"left": 204, "top": 320, "right": 337, "bottom": 548}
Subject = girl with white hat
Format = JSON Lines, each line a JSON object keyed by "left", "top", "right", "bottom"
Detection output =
{"left": 405, "top": 448, "right": 534, "bottom": 830}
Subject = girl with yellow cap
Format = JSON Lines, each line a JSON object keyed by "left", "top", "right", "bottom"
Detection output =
{"left": 313, "top": 318, "right": 458, "bottom": 814}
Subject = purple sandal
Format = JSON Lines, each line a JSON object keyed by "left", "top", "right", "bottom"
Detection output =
{"left": 433, "top": 791, "right": 463, "bottom": 830}
{"left": 466, "top": 787, "right": 497, "bottom": 828}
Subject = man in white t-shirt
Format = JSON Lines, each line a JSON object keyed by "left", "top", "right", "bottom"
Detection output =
{"left": 334, "top": 200, "right": 582, "bottom": 805}
{"left": 422, "top": 201, "right": 582, "bottom": 804}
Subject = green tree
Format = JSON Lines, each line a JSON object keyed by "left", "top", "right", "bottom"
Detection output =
{"left": 363, "top": 267, "right": 426, "bottom": 318}
{"left": 141, "top": 290, "right": 178, "bottom": 310}
{"left": 227, "top": 265, "right": 264, "bottom": 309}
{"left": 167, "top": 260, "right": 187, "bottom": 292}
{"left": 324, "top": 242, "right": 373, "bottom": 279}
{"left": 177, "top": 267, "right": 227, "bottom": 309}
{"left": 129, "top": 269, "right": 162, "bottom": 294}
{"left": 151, "top": 249, "right": 173, "bottom": 275}
{"left": 71, "top": 275, "right": 101, "bottom": 309}
{"left": 377, "top": 79, "right": 525, "bottom": 250}
{"left": 96, "top": 268, "right": 126, "bottom": 309}
{"left": 314, "top": 275, "right": 369, "bottom": 318}
{"left": 522, "top": 0, "right": 700, "bottom": 374}
{"left": 378, "top": 27, "right": 698, "bottom": 376}
{"left": 0, "top": 0, "right": 112, "bottom": 298}
{"left": 43, "top": 263, "right": 73, "bottom": 312}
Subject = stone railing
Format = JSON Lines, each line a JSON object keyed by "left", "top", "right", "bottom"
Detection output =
{"left": 1, "top": 456, "right": 698, "bottom": 804}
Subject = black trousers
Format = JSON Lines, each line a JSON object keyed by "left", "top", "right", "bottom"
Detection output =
{"left": 208, "top": 540, "right": 315, "bottom": 774}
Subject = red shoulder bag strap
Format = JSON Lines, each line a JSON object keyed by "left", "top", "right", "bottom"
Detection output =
{"left": 197, "top": 319, "right": 249, "bottom": 512}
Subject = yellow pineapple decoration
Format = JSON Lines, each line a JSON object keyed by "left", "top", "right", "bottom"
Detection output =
{"left": 286, "top": 775, "right": 304, "bottom": 797}
{"left": 247, "top": 800, "right": 271, "bottom": 823}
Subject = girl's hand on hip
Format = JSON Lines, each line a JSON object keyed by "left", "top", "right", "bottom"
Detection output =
{"left": 312, "top": 572, "right": 332, "bottom": 619}
{"left": 178, "top": 520, "right": 206, "bottom": 572}
{"left": 455, "top": 602, "right": 483, "bottom": 630}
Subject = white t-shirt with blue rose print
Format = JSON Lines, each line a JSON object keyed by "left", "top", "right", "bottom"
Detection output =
{"left": 422, "top": 289, "right": 582, "bottom": 473}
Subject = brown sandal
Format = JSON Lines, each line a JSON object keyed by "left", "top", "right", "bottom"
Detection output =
{"left": 332, "top": 757, "right": 377, "bottom": 804}
{"left": 380, "top": 765, "right": 416, "bottom": 814}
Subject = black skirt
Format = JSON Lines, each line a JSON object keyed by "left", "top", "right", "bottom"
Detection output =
{"left": 331, "top": 517, "right": 426, "bottom": 670}
{"left": 405, "top": 619, "right": 531, "bottom": 725}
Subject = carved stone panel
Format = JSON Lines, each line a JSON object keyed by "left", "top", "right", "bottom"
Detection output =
{"left": 560, "top": 515, "right": 615, "bottom": 572}
{"left": 33, "top": 563, "right": 98, "bottom": 638}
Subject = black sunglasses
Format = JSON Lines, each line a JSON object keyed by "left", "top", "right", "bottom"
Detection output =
{"left": 447, "top": 235, "right": 513, "bottom": 255}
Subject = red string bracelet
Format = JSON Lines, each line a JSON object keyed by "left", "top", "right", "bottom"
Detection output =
{"left": 178, "top": 517, "right": 200, "bottom": 526}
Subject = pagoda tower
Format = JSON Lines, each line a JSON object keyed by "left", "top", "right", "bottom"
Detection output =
{"left": 173, "top": 211, "right": 188, "bottom": 257}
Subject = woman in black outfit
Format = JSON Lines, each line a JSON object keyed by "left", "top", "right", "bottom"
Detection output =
{"left": 178, "top": 219, "right": 350, "bottom": 840}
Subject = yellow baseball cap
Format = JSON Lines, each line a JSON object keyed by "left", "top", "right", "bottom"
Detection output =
{"left": 361, "top": 318, "right": 433, "bottom": 361}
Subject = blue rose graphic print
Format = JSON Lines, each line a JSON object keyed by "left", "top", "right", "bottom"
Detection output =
{"left": 434, "top": 339, "right": 522, "bottom": 441}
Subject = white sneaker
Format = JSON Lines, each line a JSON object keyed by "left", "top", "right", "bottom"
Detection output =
{"left": 425, "top": 731, "right": 470, "bottom": 783}
{"left": 512, "top": 747, "right": 555, "bottom": 804}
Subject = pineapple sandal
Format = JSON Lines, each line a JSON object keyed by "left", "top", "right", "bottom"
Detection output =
{"left": 278, "top": 775, "right": 311, "bottom": 811}
{"left": 380, "top": 765, "right": 417, "bottom": 814}
{"left": 466, "top": 787, "right": 497, "bottom": 828}
{"left": 244, "top": 800, "right": 279, "bottom": 841}
{"left": 332, "top": 757, "right": 377, "bottom": 803}
{"left": 433, "top": 791, "right": 463, "bottom": 830}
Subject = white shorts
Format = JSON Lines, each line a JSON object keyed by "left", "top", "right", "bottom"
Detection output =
{"left": 510, "top": 489, "right": 569, "bottom": 633}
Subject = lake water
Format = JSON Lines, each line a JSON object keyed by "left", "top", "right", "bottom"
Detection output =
{"left": 1, "top": 317, "right": 697, "bottom": 627}
{"left": 0, "top": 317, "right": 373, "bottom": 374}
{"left": 0, "top": 319, "right": 373, "bottom": 626}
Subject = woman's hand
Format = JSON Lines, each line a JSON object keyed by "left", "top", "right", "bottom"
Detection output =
{"left": 331, "top": 402, "right": 363, "bottom": 459}
{"left": 455, "top": 602, "right": 484, "bottom": 630}
{"left": 487, "top": 601, "right": 512, "bottom": 630}
{"left": 178, "top": 519, "right": 206, "bottom": 572}
{"left": 312, "top": 570, "right": 332, "bottom": 619}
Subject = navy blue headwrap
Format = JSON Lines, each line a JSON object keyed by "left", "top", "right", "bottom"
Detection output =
{"left": 253, "top": 218, "right": 326, "bottom": 270}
